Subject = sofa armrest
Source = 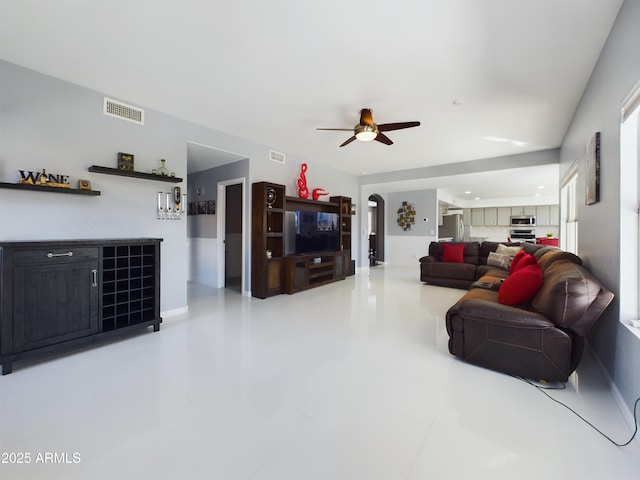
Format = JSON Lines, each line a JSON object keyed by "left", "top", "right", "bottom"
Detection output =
{"left": 419, "top": 255, "right": 435, "bottom": 263}
{"left": 449, "top": 299, "right": 555, "bottom": 330}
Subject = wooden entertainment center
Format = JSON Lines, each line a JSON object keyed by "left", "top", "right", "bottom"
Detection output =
{"left": 251, "top": 182, "right": 352, "bottom": 299}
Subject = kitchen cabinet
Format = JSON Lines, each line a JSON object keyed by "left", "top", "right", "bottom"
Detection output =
{"left": 536, "top": 205, "right": 560, "bottom": 226}
{"left": 497, "top": 207, "right": 511, "bottom": 225}
{"left": 462, "top": 209, "right": 472, "bottom": 226}
{"left": 471, "top": 208, "right": 484, "bottom": 225}
{"left": 483, "top": 208, "right": 498, "bottom": 226}
{"left": 511, "top": 206, "right": 536, "bottom": 216}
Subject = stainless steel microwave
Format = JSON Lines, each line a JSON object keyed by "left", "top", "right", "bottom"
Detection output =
{"left": 510, "top": 216, "right": 536, "bottom": 226}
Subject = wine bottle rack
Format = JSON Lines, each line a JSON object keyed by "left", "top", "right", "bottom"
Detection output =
{"left": 101, "top": 243, "right": 158, "bottom": 331}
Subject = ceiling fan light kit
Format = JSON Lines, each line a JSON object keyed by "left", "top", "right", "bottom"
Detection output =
{"left": 354, "top": 125, "right": 378, "bottom": 142}
{"left": 317, "top": 108, "right": 420, "bottom": 147}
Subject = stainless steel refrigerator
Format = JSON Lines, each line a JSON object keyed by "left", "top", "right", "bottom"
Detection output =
{"left": 439, "top": 214, "right": 465, "bottom": 242}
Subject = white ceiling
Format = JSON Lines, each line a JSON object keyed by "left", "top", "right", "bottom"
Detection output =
{"left": 0, "top": 0, "right": 623, "bottom": 202}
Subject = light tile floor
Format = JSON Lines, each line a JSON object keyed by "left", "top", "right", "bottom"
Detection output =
{"left": 1, "top": 265, "right": 639, "bottom": 479}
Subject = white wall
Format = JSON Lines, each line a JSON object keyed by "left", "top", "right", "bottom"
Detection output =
{"left": 558, "top": 0, "right": 640, "bottom": 413}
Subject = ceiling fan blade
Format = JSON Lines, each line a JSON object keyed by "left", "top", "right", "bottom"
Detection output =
{"left": 316, "top": 128, "right": 353, "bottom": 131}
{"left": 339, "top": 136, "right": 357, "bottom": 147}
{"left": 359, "top": 108, "right": 374, "bottom": 126}
{"left": 377, "top": 121, "right": 421, "bottom": 132}
{"left": 375, "top": 132, "right": 393, "bottom": 145}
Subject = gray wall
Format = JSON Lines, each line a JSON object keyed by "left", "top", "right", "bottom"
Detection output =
{"left": 387, "top": 189, "right": 438, "bottom": 236}
{"left": 187, "top": 159, "right": 250, "bottom": 239}
{"left": 1, "top": 60, "right": 361, "bottom": 305}
{"left": 560, "top": 0, "right": 640, "bottom": 411}
{"left": 0, "top": 61, "right": 188, "bottom": 313}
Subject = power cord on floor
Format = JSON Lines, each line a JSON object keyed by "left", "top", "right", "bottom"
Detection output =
{"left": 513, "top": 375, "right": 640, "bottom": 447}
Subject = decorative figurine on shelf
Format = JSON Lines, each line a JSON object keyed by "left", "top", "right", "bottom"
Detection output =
{"left": 312, "top": 187, "right": 329, "bottom": 201}
{"left": 297, "top": 163, "right": 309, "bottom": 199}
{"left": 157, "top": 159, "right": 169, "bottom": 176}
{"left": 118, "top": 152, "right": 134, "bottom": 171}
{"left": 266, "top": 186, "right": 276, "bottom": 208}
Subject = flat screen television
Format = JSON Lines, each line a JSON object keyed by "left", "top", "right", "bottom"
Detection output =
{"left": 292, "top": 210, "right": 340, "bottom": 254}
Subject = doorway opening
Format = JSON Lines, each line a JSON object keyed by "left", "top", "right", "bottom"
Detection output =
{"left": 368, "top": 194, "right": 385, "bottom": 264}
{"left": 224, "top": 183, "right": 243, "bottom": 292}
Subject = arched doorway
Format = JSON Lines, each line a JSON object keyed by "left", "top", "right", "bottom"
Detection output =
{"left": 368, "top": 194, "right": 385, "bottom": 263}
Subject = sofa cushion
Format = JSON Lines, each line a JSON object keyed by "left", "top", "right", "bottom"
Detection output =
{"left": 428, "top": 241, "right": 480, "bottom": 264}
{"left": 487, "top": 252, "right": 511, "bottom": 270}
{"left": 532, "top": 261, "right": 605, "bottom": 331}
{"left": 431, "top": 261, "right": 477, "bottom": 281}
{"left": 496, "top": 244, "right": 522, "bottom": 257}
{"left": 498, "top": 263, "right": 543, "bottom": 306}
{"left": 443, "top": 243, "right": 465, "bottom": 263}
{"left": 510, "top": 251, "right": 537, "bottom": 274}
{"left": 537, "top": 249, "right": 582, "bottom": 272}
{"left": 478, "top": 241, "right": 522, "bottom": 265}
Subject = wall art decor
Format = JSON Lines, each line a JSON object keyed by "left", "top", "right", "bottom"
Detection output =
{"left": 586, "top": 131, "right": 600, "bottom": 205}
{"left": 188, "top": 200, "right": 216, "bottom": 215}
{"left": 18, "top": 169, "right": 70, "bottom": 188}
{"left": 397, "top": 201, "right": 416, "bottom": 231}
{"left": 118, "top": 152, "right": 134, "bottom": 171}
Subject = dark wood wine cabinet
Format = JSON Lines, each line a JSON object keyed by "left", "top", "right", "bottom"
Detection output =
{"left": 0, "top": 238, "right": 162, "bottom": 374}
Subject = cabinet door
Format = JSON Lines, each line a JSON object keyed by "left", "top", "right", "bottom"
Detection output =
{"left": 265, "top": 258, "right": 284, "bottom": 296}
{"left": 497, "top": 207, "right": 511, "bottom": 225}
{"left": 462, "top": 209, "right": 471, "bottom": 226}
{"left": 536, "top": 206, "right": 550, "bottom": 225}
{"left": 549, "top": 205, "right": 559, "bottom": 225}
{"left": 471, "top": 208, "right": 484, "bottom": 225}
{"left": 13, "top": 259, "right": 99, "bottom": 352}
{"left": 483, "top": 208, "right": 497, "bottom": 226}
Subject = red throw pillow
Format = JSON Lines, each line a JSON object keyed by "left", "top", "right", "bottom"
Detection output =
{"left": 498, "top": 263, "right": 543, "bottom": 306}
{"left": 509, "top": 252, "right": 537, "bottom": 274}
{"left": 442, "top": 243, "right": 465, "bottom": 263}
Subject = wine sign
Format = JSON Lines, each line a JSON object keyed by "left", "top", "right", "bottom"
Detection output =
{"left": 18, "top": 169, "right": 70, "bottom": 188}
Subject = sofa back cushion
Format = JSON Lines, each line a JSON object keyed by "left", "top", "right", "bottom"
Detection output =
{"left": 442, "top": 243, "right": 465, "bottom": 263}
{"left": 537, "top": 249, "right": 582, "bottom": 272}
{"left": 531, "top": 261, "right": 612, "bottom": 335}
{"left": 478, "top": 241, "right": 522, "bottom": 265}
{"left": 428, "top": 242, "right": 479, "bottom": 264}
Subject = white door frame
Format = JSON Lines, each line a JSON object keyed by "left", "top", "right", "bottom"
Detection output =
{"left": 217, "top": 177, "right": 247, "bottom": 294}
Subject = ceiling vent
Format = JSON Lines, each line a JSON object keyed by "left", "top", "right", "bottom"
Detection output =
{"left": 103, "top": 97, "right": 144, "bottom": 125}
{"left": 269, "top": 149, "right": 286, "bottom": 164}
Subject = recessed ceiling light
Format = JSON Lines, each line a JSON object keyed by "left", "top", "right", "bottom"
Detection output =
{"left": 537, "top": 185, "right": 545, "bottom": 189}
{"left": 535, "top": 193, "right": 542, "bottom": 197}
{"left": 474, "top": 197, "right": 480, "bottom": 200}
{"left": 465, "top": 191, "right": 472, "bottom": 194}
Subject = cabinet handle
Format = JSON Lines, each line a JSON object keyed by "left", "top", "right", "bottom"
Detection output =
{"left": 47, "top": 251, "right": 73, "bottom": 258}
{"left": 91, "top": 269, "right": 98, "bottom": 287}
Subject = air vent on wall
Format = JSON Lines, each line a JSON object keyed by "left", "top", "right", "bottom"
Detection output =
{"left": 103, "top": 97, "right": 145, "bottom": 125}
{"left": 269, "top": 149, "right": 286, "bottom": 164}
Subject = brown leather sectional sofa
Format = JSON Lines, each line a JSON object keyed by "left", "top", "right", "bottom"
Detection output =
{"left": 419, "top": 241, "right": 521, "bottom": 288}
{"left": 420, "top": 241, "right": 614, "bottom": 382}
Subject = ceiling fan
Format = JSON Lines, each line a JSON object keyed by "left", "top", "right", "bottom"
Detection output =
{"left": 317, "top": 108, "right": 420, "bottom": 147}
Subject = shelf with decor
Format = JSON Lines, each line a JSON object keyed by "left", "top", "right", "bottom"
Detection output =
{"left": 252, "top": 182, "right": 286, "bottom": 298}
{"left": 0, "top": 181, "right": 101, "bottom": 196}
{"left": 88, "top": 165, "right": 183, "bottom": 183}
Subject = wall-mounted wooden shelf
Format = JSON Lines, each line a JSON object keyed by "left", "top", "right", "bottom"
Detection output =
{"left": 0, "top": 182, "right": 101, "bottom": 196}
{"left": 88, "top": 165, "right": 183, "bottom": 183}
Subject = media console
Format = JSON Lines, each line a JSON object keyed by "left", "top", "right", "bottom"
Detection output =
{"left": 251, "top": 182, "right": 352, "bottom": 299}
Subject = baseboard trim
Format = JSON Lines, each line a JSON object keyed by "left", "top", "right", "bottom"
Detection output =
{"left": 161, "top": 306, "right": 188, "bottom": 318}
{"left": 586, "top": 343, "right": 636, "bottom": 429}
